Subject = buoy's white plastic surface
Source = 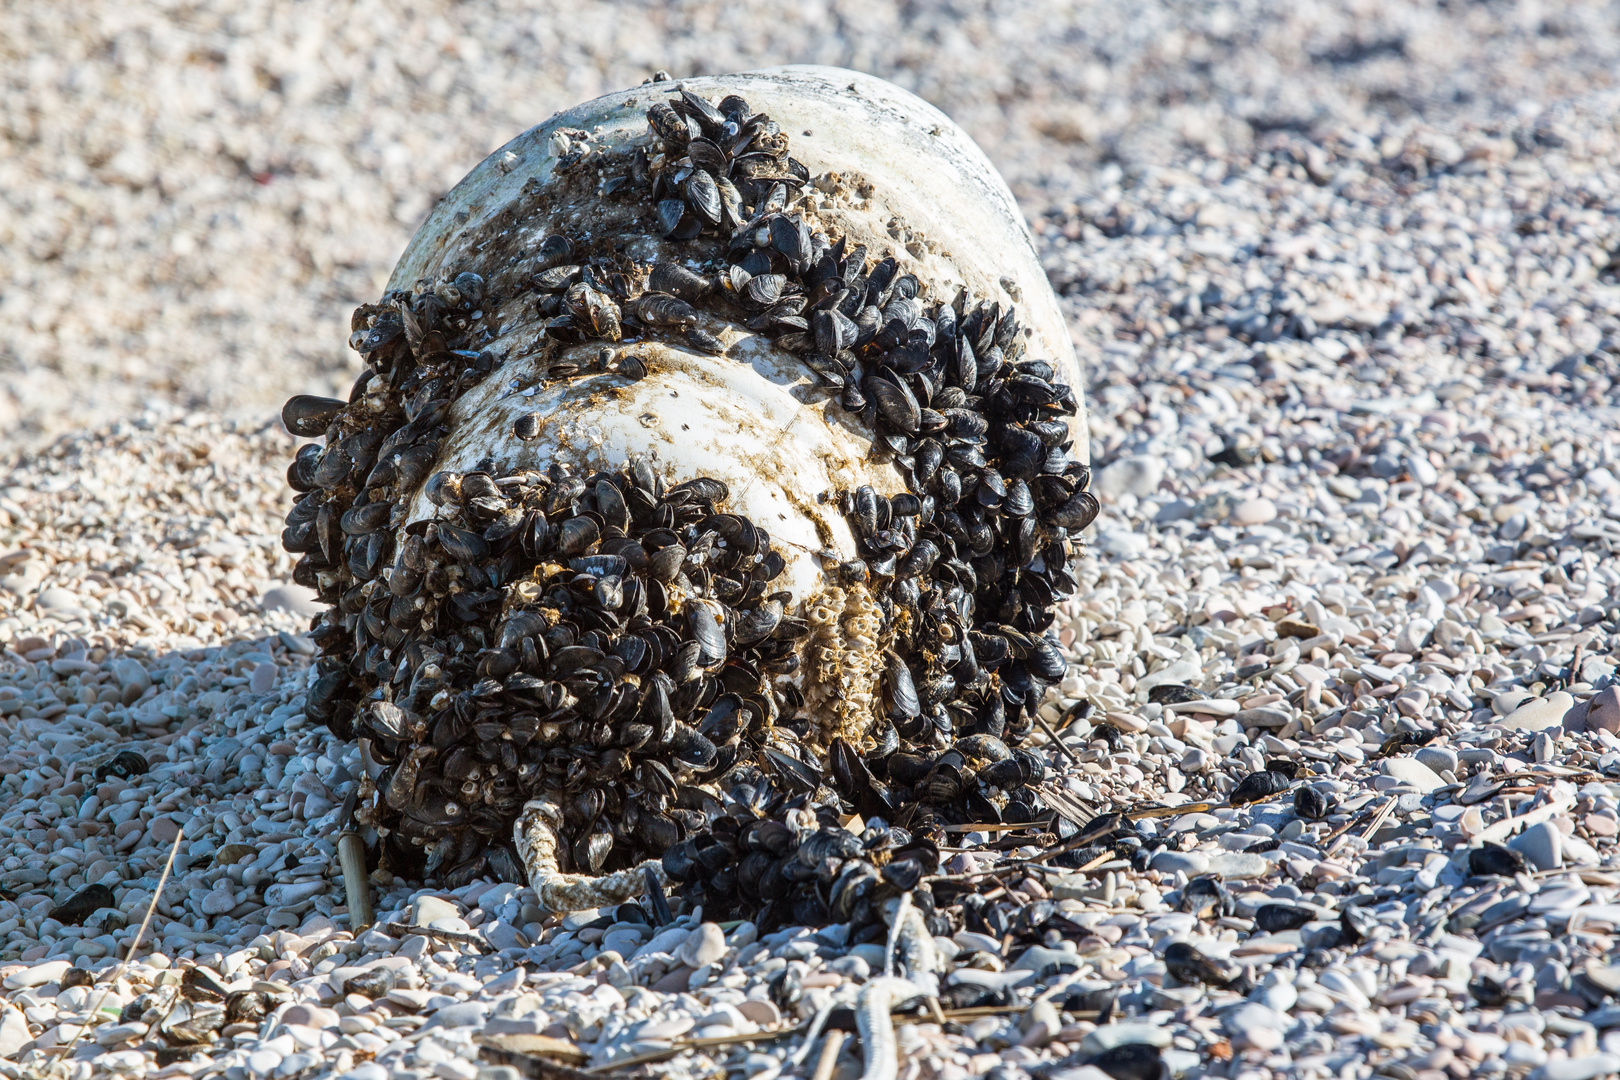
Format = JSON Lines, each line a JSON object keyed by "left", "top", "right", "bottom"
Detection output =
{"left": 386, "top": 64, "right": 1089, "bottom": 700}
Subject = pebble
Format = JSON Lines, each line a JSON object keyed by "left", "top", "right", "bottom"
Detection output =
{"left": 1078, "top": 1023, "right": 1171, "bottom": 1054}
{"left": 1007, "top": 947, "right": 1069, "bottom": 975}
{"left": 1586, "top": 687, "right": 1620, "bottom": 736}
{"left": 737, "top": 999, "right": 780, "bottom": 1026}
{"left": 641, "top": 1017, "right": 695, "bottom": 1040}
{"left": 1509, "top": 822, "right": 1564, "bottom": 871}
{"left": 34, "top": 588, "right": 84, "bottom": 615}
{"left": 1207, "top": 853, "right": 1271, "bottom": 880}
{"left": 1380, "top": 758, "right": 1445, "bottom": 794}
{"left": 110, "top": 658, "right": 151, "bottom": 694}
{"left": 1500, "top": 692, "right": 1577, "bottom": 732}
{"left": 676, "top": 923, "right": 727, "bottom": 969}
{"left": 425, "top": 1002, "right": 489, "bottom": 1030}
{"left": 413, "top": 897, "right": 460, "bottom": 926}
{"left": 264, "top": 880, "right": 324, "bottom": 907}
{"left": 953, "top": 931, "right": 1002, "bottom": 956}
{"left": 1094, "top": 455, "right": 1164, "bottom": 499}
{"left": 200, "top": 885, "right": 237, "bottom": 916}
{"left": 1395, "top": 618, "right": 1434, "bottom": 655}
{"left": 1229, "top": 497, "right": 1277, "bottom": 526}
{"left": 1414, "top": 746, "right": 1459, "bottom": 776}
{"left": 4, "top": 961, "right": 71, "bottom": 990}
{"left": 1149, "top": 851, "right": 1210, "bottom": 876}
{"left": 0, "top": 1005, "right": 30, "bottom": 1058}
{"left": 1538, "top": 1054, "right": 1620, "bottom": 1080}
{"left": 250, "top": 661, "right": 279, "bottom": 694}
{"left": 1317, "top": 968, "right": 1371, "bottom": 1009}
{"left": 260, "top": 585, "right": 324, "bottom": 618}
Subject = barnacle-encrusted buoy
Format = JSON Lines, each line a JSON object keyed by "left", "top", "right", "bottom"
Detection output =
{"left": 280, "top": 66, "right": 1094, "bottom": 919}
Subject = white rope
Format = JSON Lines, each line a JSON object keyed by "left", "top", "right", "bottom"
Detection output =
{"left": 514, "top": 797, "right": 670, "bottom": 915}
{"left": 855, "top": 977, "right": 922, "bottom": 1080}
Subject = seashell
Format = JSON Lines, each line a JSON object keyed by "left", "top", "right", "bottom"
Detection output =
{"left": 1468, "top": 974, "right": 1515, "bottom": 1008}
{"left": 1147, "top": 683, "right": 1205, "bottom": 704}
{"left": 162, "top": 1010, "right": 224, "bottom": 1046}
{"left": 685, "top": 137, "right": 727, "bottom": 176}
{"left": 684, "top": 169, "right": 723, "bottom": 226}
{"left": 1228, "top": 762, "right": 1300, "bottom": 806}
{"left": 731, "top": 599, "right": 782, "bottom": 646}
{"left": 1340, "top": 903, "right": 1379, "bottom": 945}
{"left": 1163, "top": 941, "right": 1241, "bottom": 989}
{"left": 882, "top": 651, "right": 921, "bottom": 720}
{"left": 287, "top": 442, "right": 322, "bottom": 491}
{"left": 281, "top": 394, "right": 346, "bottom": 437}
{"left": 688, "top": 602, "right": 728, "bottom": 666}
{"left": 648, "top": 261, "right": 713, "bottom": 301}
{"left": 48, "top": 883, "right": 115, "bottom": 926}
{"left": 1293, "top": 784, "right": 1335, "bottom": 821}
{"left": 533, "top": 264, "right": 582, "bottom": 291}
{"left": 92, "top": 750, "right": 150, "bottom": 783}
{"left": 647, "top": 102, "right": 691, "bottom": 154}
{"left": 1082, "top": 1045, "right": 1162, "bottom": 1080}
{"left": 1254, "top": 903, "right": 1316, "bottom": 933}
{"left": 180, "top": 967, "right": 230, "bottom": 1002}
{"left": 1469, "top": 841, "right": 1528, "bottom": 877}
{"left": 675, "top": 87, "right": 727, "bottom": 135}
{"left": 683, "top": 326, "right": 726, "bottom": 354}
{"left": 340, "top": 501, "right": 391, "bottom": 536}
{"left": 742, "top": 273, "right": 787, "bottom": 308}
{"left": 342, "top": 969, "right": 393, "bottom": 1000}
{"left": 224, "top": 991, "right": 271, "bottom": 1025}
{"left": 627, "top": 291, "right": 699, "bottom": 329}
{"left": 1179, "top": 874, "right": 1232, "bottom": 919}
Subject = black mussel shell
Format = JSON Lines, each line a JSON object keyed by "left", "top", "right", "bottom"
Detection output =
{"left": 1146, "top": 683, "right": 1205, "bottom": 704}
{"left": 1469, "top": 841, "right": 1528, "bottom": 877}
{"left": 94, "top": 750, "right": 151, "bottom": 783}
{"left": 1084, "top": 1044, "right": 1162, "bottom": 1080}
{"left": 1228, "top": 767, "right": 1295, "bottom": 806}
{"left": 1468, "top": 974, "right": 1513, "bottom": 1008}
{"left": 1339, "top": 903, "right": 1379, "bottom": 944}
{"left": 1253, "top": 903, "right": 1316, "bottom": 933}
{"left": 1179, "top": 874, "right": 1230, "bottom": 919}
{"left": 1293, "top": 784, "right": 1335, "bottom": 821}
{"left": 48, "top": 884, "right": 116, "bottom": 926}
{"left": 281, "top": 395, "right": 346, "bottom": 437}
{"left": 1163, "top": 941, "right": 1239, "bottom": 988}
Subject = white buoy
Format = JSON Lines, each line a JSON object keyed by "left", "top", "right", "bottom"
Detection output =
{"left": 291, "top": 67, "right": 1094, "bottom": 907}
{"left": 383, "top": 65, "right": 1087, "bottom": 716}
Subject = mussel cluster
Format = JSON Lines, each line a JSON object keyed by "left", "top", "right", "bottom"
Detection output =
{"left": 291, "top": 436, "right": 807, "bottom": 882}
{"left": 657, "top": 761, "right": 946, "bottom": 932}
{"left": 657, "top": 729, "right": 1060, "bottom": 930}
{"left": 280, "top": 79, "right": 1096, "bottom": 905}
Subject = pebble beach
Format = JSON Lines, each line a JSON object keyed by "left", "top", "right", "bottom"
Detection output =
{"left": 4, "top": 3, "right": 1620, "bottom": 1080}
